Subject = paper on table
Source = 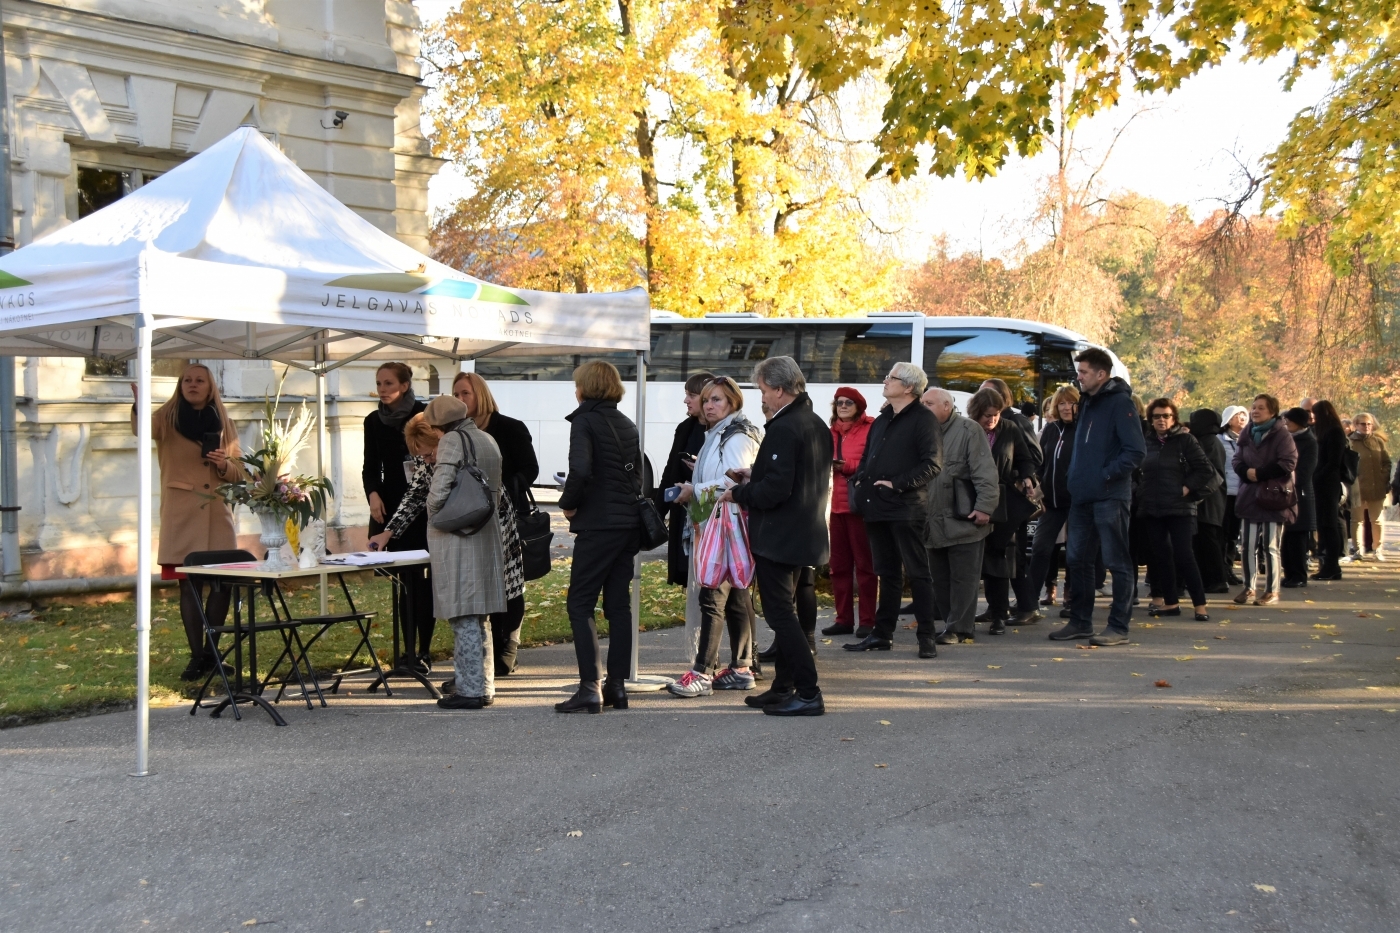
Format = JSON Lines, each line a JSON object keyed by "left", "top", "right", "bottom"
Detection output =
{"left": 321, "top": 551, "right": 398, "bottom": 566}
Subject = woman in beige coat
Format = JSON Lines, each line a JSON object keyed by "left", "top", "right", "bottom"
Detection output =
{"left": 131, "top": 363, "right": 245, "bottom": 680}
{"left": 423, "top": 396, "right": 507, "bottom": 709}
{"left": 1348, "top": 413, "right": 1392, "bottom": 559}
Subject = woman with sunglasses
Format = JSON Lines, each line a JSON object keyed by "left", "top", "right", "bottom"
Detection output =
{"left": 823, "top": 387, "right": 877, "bottom": 637}
{"left": 1139, "top": 398, "right": 1217, "bottom": 621}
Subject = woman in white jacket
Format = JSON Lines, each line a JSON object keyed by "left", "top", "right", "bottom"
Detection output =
{"left": 1219, "top": 405, "right": 1247, "bottom": 583}
{"left": 667, "top": 376, "right": 763, "bottom": 696}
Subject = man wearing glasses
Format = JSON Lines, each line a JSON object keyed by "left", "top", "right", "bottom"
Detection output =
{"left": 1050, "top": 348, "right": 1145, "bottom": 646}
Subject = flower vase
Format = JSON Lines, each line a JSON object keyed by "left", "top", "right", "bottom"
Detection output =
{"left": 256, "top": 510, "right": 290, "bottom": 570}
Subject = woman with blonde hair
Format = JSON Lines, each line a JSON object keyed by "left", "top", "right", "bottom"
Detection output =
{"left": 1348, "top": 412, "right": 1392, "bottom": 560}
{"left": 453, "top": 371, "right": 538, "bottom": 674}
{"left": 130, "top": 363, "right": 245, "bottom": 681}
{"left": 1026, "top": 384, "right": 1079, "bottom": 614}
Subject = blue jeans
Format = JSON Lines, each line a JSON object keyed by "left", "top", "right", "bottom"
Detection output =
{"left": 1067, "top": 499, "right": 1134, "bottom": 633}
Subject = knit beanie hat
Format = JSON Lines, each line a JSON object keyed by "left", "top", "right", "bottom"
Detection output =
{"left": 1283, "top": 407, "right": 1311, "bottom": 428}
{"left": 833, "top": 386, "right": 867, "bottom": 415}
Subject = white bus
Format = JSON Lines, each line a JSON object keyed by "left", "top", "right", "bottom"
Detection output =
{"left": 478, "top": 312, "right": 1129, "bottom": 485}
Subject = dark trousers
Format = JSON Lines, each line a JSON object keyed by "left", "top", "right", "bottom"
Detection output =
{"left": 755, "top": 556, "right": 820, "bottom": 696}
{"left": 1011, "top": 522, "right": 1037, "bottom": 612}
{"left": 1282, "top": 527, "right": 1311, "bottom": 582}
{"left": 866, "top": 518, "right": 937, "bottom": 641}
{"left": 392, "top": 565, "right": 436, "bottom": 658}
{"left": 1223, "top": 495, "right": 1242, "bottom": 560}
{"left": 490, "top": 594, "right": 525, "bottom": 675}
{"left": 929, "top": 542, "right": 985, "bottom": 634}
{"left": 796, "top": 567, "right": 817, "bottom": 640}
{"left": 983, "top": 574, "right": 1011, "bottom": 618}
{"left": 1068, "top": 499, "right": 1135, "bottom": 633}
{"left": 1146, "top": 514, "right": 1207, "bottom": 608}
{"left": 179, "top": 580, "right": 231, "bottom": 661}
{"left": 566, "top": 528, "right": 641, "bottom": 688}
{"left": 1316, "top": 484, "right": 1344, "bottom": 576}
{"left": 1193, "top": 523, "right": 1228, "bottom": 589}
{"left": 1026, "top": 507, "right": 1069, "bottom": 610}
{"left": 694, "top": 584, "right": 755, "bottom": 673}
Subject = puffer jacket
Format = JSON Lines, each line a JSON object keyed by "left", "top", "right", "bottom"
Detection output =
{"left": 1037, "top": 419, "right": 1075, "bottom": 510}
{"left": 849, "top": 400, "right": 942, "bottom": 522}
{"left": 1220, "top": 431, "right": 1242, "bottom": 496}
{"left": 923, "top": 412, "right": 1000, "bottom": 549}
{"left": 830, "top": 414, "right": 874, "bottom": 514}
{"left": 558, "top": 399, "right": 643, "bottom": 533}
{"left": 1233, "top": 418, "right": 1299, "bottom": 525}
{"left": 1066, "top": 377, "right": 1146, "bottom": 503}
{"left": 1137, "top": 425, "right": 1215, "bottom": 519}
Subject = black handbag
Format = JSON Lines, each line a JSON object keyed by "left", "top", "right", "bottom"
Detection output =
{"left": 602, "top": 415, "right": 668, "bottom": 550}
{"left": 430, "top": 426, "right": 495, "bottom": 535}
{"left": 515, "top": 487, "right": 554, "bottom": 580}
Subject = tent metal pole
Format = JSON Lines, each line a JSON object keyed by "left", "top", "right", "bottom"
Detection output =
{"left": 0, "top": 0, "right": 21, "bottom": 584}
{"left": 316, "top": 358, "right": 328, "bottom": 615}
{"left": 131, "top": 313, "right": 153, "bottom": 777}
{"left": 626, "top": 349, "right": 669, "bottom": 691}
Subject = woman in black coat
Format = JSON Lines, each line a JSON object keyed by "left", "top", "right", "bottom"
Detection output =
{"left": 1188, "top": 408, "right": 1231, "bottom": 593}
{"left": 453, "top": 372, "right": 540, "bottom": 674}
{"left": 1281, "top": 407, "right": 1318, "bottom": 587}
{"left": 362, "top": 361, "right": 433, "bottom": 671}
{"left": 1140, "top": 399, "right": 1217, "bottom": 620}
{"left": 969, "top": 388, "right": 1036, "bottom": 634}
{"left": 1310, "top": 400, "right": 1349, "bottom": 580}
{"left": 556, "top": 361, "right": 644, "bottom": 714}
{"left": 1026, "top": 385, "right": 1078, "bottom": 611}
{"left": 655, "top": 373, "right": 715, "bottom": 586}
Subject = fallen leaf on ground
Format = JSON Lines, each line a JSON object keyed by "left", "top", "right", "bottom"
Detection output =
{"left": 54, "top": 663, "right": 69, "bottom": 670}
{"left": 1357, "top": 612, "right": 1372, "bottom": 618}
{"left": 1365, "top": 686, "right": 1382, "bottom": 691}
{"left": 1304, "top": 599, "right": 1316, "bottom": 604}
{"left": 904, "top": 622, "right": 917, "bottom": 630}
{"left": 1075, "top": 644, "right": 1097, "bottom": 650}
{"left": 241, "top": 922, "right": 257, "bottom": 928}
{"left": 821, "top": 639, "right": 832, "bottom": 645}
{"left": 1030, "top": 882, "right": 1043, "bottom": 887}
{"left": 1131, "top": 672, "right": 1143, "bottom": 677}
{"left": 1052, "top": 657, "right": 1064, "bottom": 661}
{"left": 1193, "top": 645, "right": 1210, "bottom": 650}
{"left": 987, "top": 665, "right": 1001, "bottom": 669}
{"left": 1253, "top": 884, "right": 1277, "bottom": 894}
{"left": 841, "top": 737, "right": 855, "bottom": 741}
{"left": 874, "top": 763, "right": 888, "bottom": 768}
{"left": 566, "top": 830, "right": 583, "bottom": 838}
{"left": 1175, "top": 656, "right": 1194, "bottom": 661}
{"left": 877, "top": 719, "right": 891, "bottom": 725}
{"left": 1140, "top": 622, "right": 1156, "bottom": 629}
{"left": 925, "top": 680, "right": 941, "bottom": 684}
{"left": 1155, "top": 680, "right": 1172, "bottom": 688}
{"left": 1215, "top": 635, "right": 1228, "bottom": 640}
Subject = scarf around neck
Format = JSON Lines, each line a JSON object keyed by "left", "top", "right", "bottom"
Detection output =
{"left": 1250, "top": 417, "right": 1276, "bottom": 444}
{"left": 176, "top": 395, "right": 222, "bottom": 446}
{"left": 377, "top": 389, "right": 417, "bottom": 430}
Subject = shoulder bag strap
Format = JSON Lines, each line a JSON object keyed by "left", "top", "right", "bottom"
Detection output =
{"left": 600, "top": 412, "right": 643, "bottom": 498}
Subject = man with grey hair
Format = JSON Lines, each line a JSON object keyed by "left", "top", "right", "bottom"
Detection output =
{"left": 844, "top": 363, "right": 943, "bottom": 657}
{"left": 921, "top": 386, "right": 999, "bottom": 642}
{"left": 722, "top": 356, "right": 832, "bottom": 715}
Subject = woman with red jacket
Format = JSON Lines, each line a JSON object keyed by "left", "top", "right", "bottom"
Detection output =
{"left": 823, "top": 387, "right": 878, "bottom": 637}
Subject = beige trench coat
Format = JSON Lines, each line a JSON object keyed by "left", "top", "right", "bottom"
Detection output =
{"left": 132, "top": 409, "right": 246, "bottom": 566}
{"left": 426, "top": 422, "right": 507, "bottom": 618}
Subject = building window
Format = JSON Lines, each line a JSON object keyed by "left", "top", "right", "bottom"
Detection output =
{"left": 77, "top": 167, "right": 131, "bottom": 218}
{"left": 84, "top": 358, "right": 193, "bottom": 378}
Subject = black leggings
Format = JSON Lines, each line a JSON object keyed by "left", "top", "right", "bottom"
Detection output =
{"left": 179, "top": 580, "right": 231, "bottom": 661}
{"left": 1146, "top": 515, "right": 1206, "bottom": 607}
{"left": 490, "top": 594, "right": 526, "bottom": 674}
{"left": 393, "top": 566, "right": 436, "bottom": 658}
{"left": 796, "top": 566, "right": 816, "bottom": 639}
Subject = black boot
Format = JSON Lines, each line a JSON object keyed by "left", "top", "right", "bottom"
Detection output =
{"left": 917, "top": 637, "right": 938, "bottom": 659}
{"left": 602, "top": 679, "right": 628, "bottom": 710}
{"left": 555, "top": 685, "right": 602, "bottom": 714}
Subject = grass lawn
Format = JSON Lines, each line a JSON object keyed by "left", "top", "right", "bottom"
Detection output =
{"left": 0, "top": 559, "right": 686, "bottom": 727}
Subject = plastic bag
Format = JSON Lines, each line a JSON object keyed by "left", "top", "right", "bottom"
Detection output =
{"left": 718, "top": 503, "right": 755, "bottom": 588}
{"left": 694, "top": 505, "right": 729, "bottom": 589}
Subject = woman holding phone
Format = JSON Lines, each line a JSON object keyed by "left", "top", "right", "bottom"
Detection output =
{"left": 131, "top": 364, "right": 245, "bottom": 681}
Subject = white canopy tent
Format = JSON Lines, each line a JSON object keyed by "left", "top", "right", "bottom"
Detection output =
{"left": 0, "top": 127, "right": 651, "bottom": 773}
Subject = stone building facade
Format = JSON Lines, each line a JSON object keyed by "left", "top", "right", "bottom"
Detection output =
{"left": 2, "top": 0, "right": 446, "bottom": 579}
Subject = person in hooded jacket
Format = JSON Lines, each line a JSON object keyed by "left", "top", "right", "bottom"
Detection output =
{"left": 1139, "top": 399, "right": 1217, "bottom": 621}
{"left": 824, "top": 386, "right": 878, "bottom": 637}
{"left": 1025, "top": 385, "right": 1079, "bottom": 621}
{"left": 1281, "top": 407, "right": 1318, "bottom": 586}
{"left": 1232, "top": 394, "right": 1299, "bottom": 606}
{"left": 844, "top": 362, "right": 943, "bottom": 656}
{"left": 1310, "top": 400, "right": 1349, "bottom": 580}
{"left": 1050, "top": 348, "right": 1146, "bottom": 646}
{"left": 1187, "top": 408, "right": 1231, "bottom": 593}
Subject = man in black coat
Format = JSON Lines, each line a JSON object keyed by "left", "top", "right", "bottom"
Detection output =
{"left": 1282, "top": 407, "right": 1319, "bottom": 587}
{"left": 845, "top": 362, "right": 942, "bottom": 657}
{"left": 655, "top": 372, "right": 715, "bottom": 586}
{"left": 724, "top": 356, "right": 832, "bottom": 716}
{"left": 982, "top": 378, "right": 1045, "bottom": 623}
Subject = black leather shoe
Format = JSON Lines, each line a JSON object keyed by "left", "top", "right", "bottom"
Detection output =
{"left": 763, "top": 690, "right": 825, "bottom": 716}
{"left": 1049, "top": 624, "right": 1093, "bottom": 640}
{"left": 1281, "top": 578, "right": 1308, "bottom": 588}
{"left": 1010, "top": 610, "right": 1043, "bottom": 625}
{"left": 974, "top": 611, "right": 992, "bottom": 625}
{"left": 917, "top": 638, "right": 938, "bottom": 659}
{"left": 935, "top": 631, "right": 973, "bottom": 645}
{"left": 1147, "top": 606, "right": 1182, "bottom": 617}
{"left": 602, "top": 679, "right": 628, "bottom": 710}
{"left": 843, "top": 635, "right": 893, "bottom": 651}
{"left": 438, "top": 694, "right": 491, "bottom": 709}
{"left": 1227, "top": 573, "right": 1244, "bottom": 586}
{"left": 555, "top": 689, "right": 602, "bottom": 714}
{"left": 1205, "top": 583, "right": 1231, "bottom": 594}
{"left": 439, "top": 677, "right": 457, "bottom": 694}
{"left": 821, "top": 622, "right": 855, "bottom": 636}
{"left": 988, "top": 617, "right": 1007, "bottom": 635}
{"left": 745, "top": 688, "right": 794, "bottom": 708}
{"left": 757, "top": 643, "right": 780, "bottom": 662}
{"left": 1310, "top": 571, "right": 1342, "bottom": 581}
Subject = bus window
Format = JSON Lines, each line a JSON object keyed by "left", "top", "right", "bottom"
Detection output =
{"left": 685, "top": 324, "right": 796, "bottom": 381}
{"left": 648, "top": 324, "right": 686, "bottom": 381}
{"left": 927, "top": 329, "right": 1038, "bottom": 402}
{"left": 798, "top": 323, "right": 913, "bottom": 384}
{"left": 475, "top": 350, "right": 638, "bottom": 381}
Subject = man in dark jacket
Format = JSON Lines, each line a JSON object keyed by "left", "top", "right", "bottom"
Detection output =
{"left": 983, "top": 377, "right": 1045, "bottom": 622}
{"left": 655, "top": 372, "right": 715, "bottom": 586}
{"left": 1051, "top": 348, "right": 1145, "bottom": 646}
{"left": 725, "top": 356, "right": 832, "bottom": 716}
{"left": 1282, "top": 407, "right": 1318, "bottom": 587}
{"left": 844, "top": 362, "right": 942, "bottom": 656}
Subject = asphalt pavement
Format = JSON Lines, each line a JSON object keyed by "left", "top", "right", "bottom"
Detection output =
{"left": 3, "top": 562, "right": 1399, "bottom": 932}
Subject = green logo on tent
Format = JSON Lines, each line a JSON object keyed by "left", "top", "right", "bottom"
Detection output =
{"left": 0, "top": 271, "right": 32, "bottom": 290}
{"left": 324, "top": 273, "right": 527, "bottom": 306}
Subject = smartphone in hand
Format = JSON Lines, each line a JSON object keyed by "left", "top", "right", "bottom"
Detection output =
{"left": 200, "top": 431, "right": 222, "bottom": 457}
{"left": 663, "top": 485, "right": 683, "bottom": 503}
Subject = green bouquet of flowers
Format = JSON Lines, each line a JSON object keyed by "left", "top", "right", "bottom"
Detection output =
{"left": 213, "top": 392, "right": 333, "bottom": 527}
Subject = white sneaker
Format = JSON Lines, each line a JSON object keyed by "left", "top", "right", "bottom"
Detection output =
{"left": 666, "top": 669, "right": 713, "bottom": 697}
{"left": 1374, "top": 550, "right": 1387, "bottom": 562}
{"left": 1338, "top": 554, "right": 1356, "bottom": 565}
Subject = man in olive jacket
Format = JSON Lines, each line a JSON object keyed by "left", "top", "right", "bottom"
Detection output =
{"left": 921, "top": 388, "right": 1000, "bottom": 643}
{"left": 845, "top": 362, "right": 942, "bottom": 656}
{"left": 724, "top": 356, "right": 832, "bottom": 716}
